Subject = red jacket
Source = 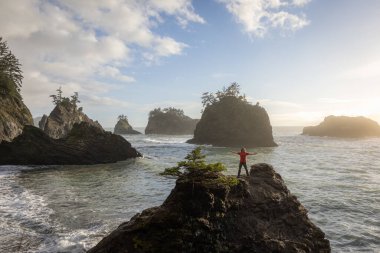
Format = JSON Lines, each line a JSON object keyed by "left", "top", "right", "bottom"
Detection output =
{"left": 238, "top": 152, "right": 250, "bottom": 163}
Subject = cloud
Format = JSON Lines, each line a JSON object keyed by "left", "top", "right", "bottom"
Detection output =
{"left": 217, "top": 0, "right": 310, "bottom": 37}
{"left": 0, "top": 0, "right": 204, "bottom": 118}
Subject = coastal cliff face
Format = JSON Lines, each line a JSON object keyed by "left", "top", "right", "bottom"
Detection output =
{"left": 188, "top": 97, "right": 277, "bottom": 147}
{"left": 145, "top": 108, "right": 198, "bottom": 135}
{"left": 41, "top": 103, "right": 103, "bottom": 139}
{"left": 88, "top": 163, "right": 330, "bottom": 253}
{"left": 114, "top": 119, "right": 141, "bottom": 135}
{"left": 0, "top": 122, "right": 142, "bottom": 165}
{"left": 303, "top": 115, "right": 380, "bottom": 138}
{"left": 0, "top": 94, "right": 33, "bottom": 142}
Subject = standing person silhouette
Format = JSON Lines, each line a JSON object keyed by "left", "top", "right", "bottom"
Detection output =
{"left": 231, "top": 148, "right": 257, "bottom": 177}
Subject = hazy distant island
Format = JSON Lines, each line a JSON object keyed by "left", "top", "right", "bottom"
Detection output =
{"left": 303, "top": 115, "right": 380, "bottom": 138}
{"left": 188, "top": 83, "right": 277, "bottom": 147}
{"left": 145, "top": 107, "right": 198, "bottom": 135}
{"left": 89, "top": 148, "right": 330, "bottom": 253}
{"left": 114, "top": 115, "right": 141, "bottom": 135}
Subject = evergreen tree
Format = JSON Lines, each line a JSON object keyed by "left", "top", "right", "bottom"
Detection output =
{"left": 0, "top": 37, "right": 23, "bottom": 92}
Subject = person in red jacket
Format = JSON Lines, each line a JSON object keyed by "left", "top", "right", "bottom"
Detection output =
{"left": 231, "top": 147, "right": 257, "bottom": 177}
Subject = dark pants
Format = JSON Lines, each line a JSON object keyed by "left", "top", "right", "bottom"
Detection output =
{"left": 238, "top": 162, "right": 249, "bottom": 177}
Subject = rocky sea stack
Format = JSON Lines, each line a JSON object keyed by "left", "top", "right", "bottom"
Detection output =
{"left": 114, "top": 115, "right": 141, "bottom": 135}
{"left": 303, "top": 115, "right": 380, "bottom": 138}
{"left": 41, "top": 102, "right": 103, "bottom": 139}
{"left": 188, "top": 94, "right": 276, "bottom": 147}
{"left": 145, "top": 107, "right": 198, "bottom": 135}
{"left": 89, "top": 163, "right": 330, "bottom": 253}
{"left": 0, "top": 122, "right": 142, "bottom": 165}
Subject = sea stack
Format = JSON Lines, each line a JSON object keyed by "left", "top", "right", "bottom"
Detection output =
{"left": 41, "top": 102, "right": 103, "bottom": 139}
{"left": 114, "top": 115, "right": 141, "bottom": 135}
{"left": 88, "top": 163, "right": 330, "bottom": 253}
{"left": 303, "top": 115, "right": 380, "bottom": 138}
{"left": 145, "top": 107, "right": 198, "bottom": 135}
{"left": 188, "top": 84, "right": 276, "bottom": 147}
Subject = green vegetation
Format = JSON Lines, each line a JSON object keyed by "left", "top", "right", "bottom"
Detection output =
{"left": 118, "top": 114, "right": 128, "bottom": 121}
{"left": 201, "top": 82, "right": 247, "bottom": 111}
{"left": 161, "top": 147, "right": 226, "bottom": 176}
{"left": 0, "top": 37, "right": 23, "bottom": 98}
{"left": 149, "top": 107, "right": 186, "bottom": 119}
{"left": 50, "top": 87, "right": 81, "bottom": 107}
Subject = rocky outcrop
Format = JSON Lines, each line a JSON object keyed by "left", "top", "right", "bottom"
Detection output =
{"left": 0, "top": 94, "right": 33, "bottom": 143}
{"left": 41, "top": 103, "right": 103, "bottom": 139}
{"left": 89, "top": 163, "right": 330, "bottom": 253}
{"left": 145, "top": 108, "right": 198, "bottom": 135}
{"left": 188, "top": 97, "right": 277, "bottom": 147}
{"left": 0, "top": 122, "right": 142, "bottom": 165}
{"left": 303, "top": 115, "right": 380, "bottom": 138}
{"left": 38, "top": 114, "right": 48, "bottom": 130}
{"left": 114, "top": 119, "right": 141, "bottom": 135}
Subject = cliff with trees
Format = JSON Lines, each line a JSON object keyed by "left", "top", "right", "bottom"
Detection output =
{"left": 145, "top": 107, "right": 198, "bottom": 135}
{"left": 0, "top": 37, "right": 33, "bottom": 142}
{"left": 188, "top": 83, "right": 277, "bottom": 147}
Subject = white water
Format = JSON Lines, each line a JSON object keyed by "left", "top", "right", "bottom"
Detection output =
{"left": 0, "top": 127, "right": 379, "bottom": 252}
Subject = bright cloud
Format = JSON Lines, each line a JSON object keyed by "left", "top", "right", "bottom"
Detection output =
{"left": 218, "top": 0, "right": 310, "bottom": 37}
{"left": 0, "top": 0, "right": 203, "bottom": 116}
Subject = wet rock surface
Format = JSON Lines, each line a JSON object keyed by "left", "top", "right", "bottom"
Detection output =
{"left": 88, "top": 163, "right": 330, "bottom": 253}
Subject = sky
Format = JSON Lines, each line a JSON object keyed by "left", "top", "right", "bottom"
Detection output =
{"left": 1, "top": 0, "right": 379, "bottom": 127}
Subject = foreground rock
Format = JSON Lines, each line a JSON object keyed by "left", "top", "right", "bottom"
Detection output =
{"left": 303, "top": 115, "right": 380, "bottom": 138}
{"left": 114, "top": 118, "right": 141, "bottom": 135}
{"left": 0, "top": 93, "right": 33, "bottom": 142}
{"left": 41, "top": 103, "right": 104, "bottom": 139}
{"left": 188, "top": 97, "right": 277, "bottom": 147}
{"left": 145, "top": 107, "right": 198, "bottom": 135}
{"left": 89, "top": 163, "right": 330, "bottom": 253}
{"left": 0, "top": 122, "right": 142, "bottom": 165}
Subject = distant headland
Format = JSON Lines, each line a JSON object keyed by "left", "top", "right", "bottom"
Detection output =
{"left": 303, "top": 115, "right": 380, "bottom": 138}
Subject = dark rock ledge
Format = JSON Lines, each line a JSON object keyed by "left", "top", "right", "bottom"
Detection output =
{"left": 88, "top": 163, "right": 330, "bottom": 253}
{"left": 0, "top": 122, "right": 142, "bottom": 165}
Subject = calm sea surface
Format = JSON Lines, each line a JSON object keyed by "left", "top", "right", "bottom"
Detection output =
{"left": 0, "top": 127, "right": 379, "bottom": 252}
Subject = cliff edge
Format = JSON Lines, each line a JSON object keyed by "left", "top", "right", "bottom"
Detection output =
{"left": 88, "top": 163, "right": 330, "bottom": 253}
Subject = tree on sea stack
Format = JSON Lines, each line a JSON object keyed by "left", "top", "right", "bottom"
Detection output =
{"left": 188, "top": 82, "right": 277, "bottom": 147}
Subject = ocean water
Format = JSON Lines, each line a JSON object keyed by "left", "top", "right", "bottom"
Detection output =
{"left": 0, "top": 127, "right": 379, "bottom": 253}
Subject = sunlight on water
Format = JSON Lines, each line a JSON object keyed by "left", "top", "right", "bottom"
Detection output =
{"left": 0, "top": 127, "right": 379, "bottom": 252}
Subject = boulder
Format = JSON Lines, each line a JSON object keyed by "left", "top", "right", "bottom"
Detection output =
{"left": 114, "top": 119, "right": 141, "bottom": 135}
{"left": 41, "top": 103, "right": 104, "bottom": 139}
{"left": 0, "top": 94, "right": 33, "bottom": 143}
{"left": 188, "top": 97, "right": 277, "bottom": 147}
{"left": 88, "top": 163, "right": 330, "bottom": 253}
{"left": 0, "top": 122, "right": 142, "bottom": 165}
{"left": 145, "top": 108, "right": 198, "bottom": 135}
{"left": 303, "top": 115, "right": 380, "bottom": 138}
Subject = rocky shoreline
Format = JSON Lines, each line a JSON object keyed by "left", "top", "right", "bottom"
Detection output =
{"left": 0, "top": 122, "right": 142, "bottom": 165}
